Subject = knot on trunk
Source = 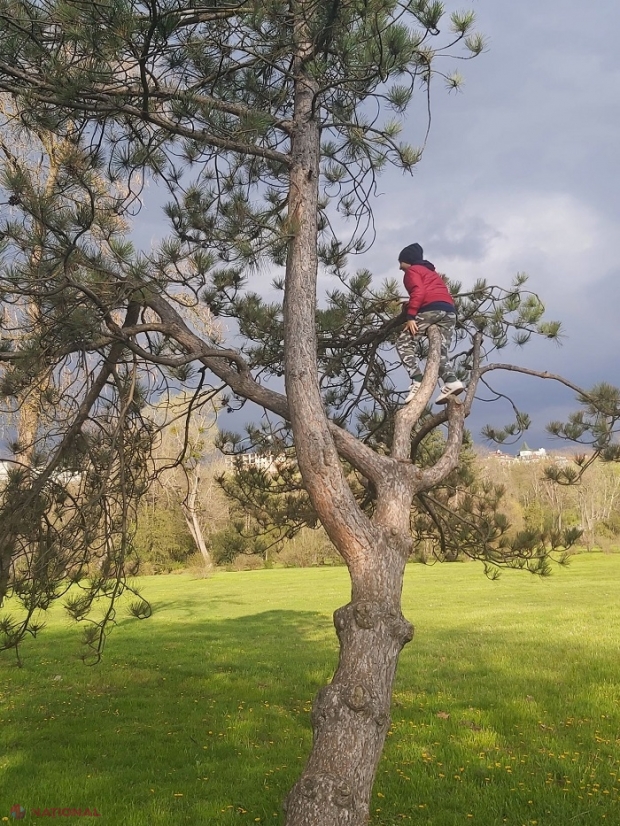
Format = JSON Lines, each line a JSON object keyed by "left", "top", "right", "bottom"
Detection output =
{"left": 310, "top": 684, "right": 343, "bottom": 731}
{"left": 341, "top": 681, "right": 390, "bottom": 727}
{"left": 311, "top": 681, "right": 389, "bottom": 730}
{"left": 333, "top": 779, "right": 353, "bottom": 808}
{"left": 335, "top": 601, "right": 414, "bottom": 646}
{"left": 375, "top": 710, "right": 390, "bottom": 728}
{"left": 333, "top": 600, "right": 383, "bottom": 631}
{"left": 288, "top": 772, "right": 353, "bottom": 809}
{"left": 344, "top": 682, "right": 369, "bottom": 712}
{"left": 394, "top": 615, "right": 415, "bottom": 645}
{"left": 298, "top": 774, "right": 319, "bottom": 799}
{"left": 353, "top": 600, "right": 382, "bottom": 629}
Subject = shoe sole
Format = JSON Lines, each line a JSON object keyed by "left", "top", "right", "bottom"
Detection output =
{"left": 435, "top": 387, "right": 465, "bottom": 405}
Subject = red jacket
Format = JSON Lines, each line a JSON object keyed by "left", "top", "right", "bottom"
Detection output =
{"left": 403, "top": 264, "right": 455, "bottom": 318}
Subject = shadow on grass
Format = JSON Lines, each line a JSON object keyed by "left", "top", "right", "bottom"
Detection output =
{"left": 138, "top": 592, "right": 247, "bottom": 619}
{"left": 0, "top": 609, "right": 338, "bottom": 824}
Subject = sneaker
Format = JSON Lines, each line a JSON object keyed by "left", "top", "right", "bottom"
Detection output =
{"left": 404, "top": 381, "right": 422, "bottom": 404}
{"left": 435, "top": 380, "right": 465, "bottom": 405}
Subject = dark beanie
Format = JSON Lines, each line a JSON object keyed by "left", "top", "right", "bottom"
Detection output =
{"left": 398, "top": 243, "right": 424, "bottom": 265}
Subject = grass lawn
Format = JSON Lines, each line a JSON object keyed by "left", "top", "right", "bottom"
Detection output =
{"left": 1, "top": 554, "right": 620, "bottom": 825}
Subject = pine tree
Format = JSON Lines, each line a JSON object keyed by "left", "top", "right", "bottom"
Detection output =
{"left": 0, "top": 2, "right": 615, "bottom": 823}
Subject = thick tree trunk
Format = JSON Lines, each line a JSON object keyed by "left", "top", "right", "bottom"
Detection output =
{"left": 284, "top": 530, "right": 413, "bottom": 825}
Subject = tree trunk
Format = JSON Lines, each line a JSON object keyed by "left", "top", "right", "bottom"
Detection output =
{"left": 280, "top": 13, "right": 420, "bottom": 819}
{"left": 15, "top": 130, "right": 64, "bottom": 468}
{"left": 181, "top": 473, "right": 212, "bottom": 568}
{"left": 280, "top": 48, "right": 422, "bottom": 811}
{"left": 280, "top": 6, "right": 467, "bottom": 823}
{"left": 284, "top": 530, "right": 413, "bottom": 825}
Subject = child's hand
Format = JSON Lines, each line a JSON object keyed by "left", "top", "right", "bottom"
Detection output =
{"left": 405, "top": 319, "right": 418, "bottom": 335}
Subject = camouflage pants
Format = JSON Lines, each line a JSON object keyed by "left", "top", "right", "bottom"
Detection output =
{"left": 395, "top": 310, "right": 457, "bottom": 382}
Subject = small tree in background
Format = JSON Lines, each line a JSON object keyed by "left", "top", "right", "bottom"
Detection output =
{"left": 0, "top": 1, "right": 617, "bottom": 822}
{"left": 133, "top": 501, "right": 196, "bottom": 572}
{"left": 145, "top": 390, "right": 227, "bottom": 568}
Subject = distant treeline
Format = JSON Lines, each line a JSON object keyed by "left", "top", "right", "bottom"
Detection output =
{"left": 133, "top": 450, "right": 620, "bottom": 573}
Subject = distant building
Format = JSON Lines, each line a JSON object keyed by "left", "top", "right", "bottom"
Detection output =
{"left": 491, "top": 449, "right": 515, "bottom": 463}
{"left": 518, "top": 442, "right": 547, "bottom": 461}
{"left": 0, "top": 460, "right": 82, "bottom": 484}
{"left": 487, "top": 446, "right": 574, "bottom": 466}
{"left": 224, "top": 452, "right": 286, "bottom": 474}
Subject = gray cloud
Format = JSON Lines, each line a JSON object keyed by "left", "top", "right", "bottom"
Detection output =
{"left": 352, "top": 0, "right": 620, "bottom": 450}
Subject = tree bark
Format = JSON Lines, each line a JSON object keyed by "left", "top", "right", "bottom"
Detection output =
{"left": 181, "top": 473, "right": 213, "bottom": 568}
{"left": 284, "top": 529, "right": 414, "bottom": 825}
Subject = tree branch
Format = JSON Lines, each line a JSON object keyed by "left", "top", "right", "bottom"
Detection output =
{"left": 0, "top": 63, "right": 292, "bottom": 166}
{"left": 480, "top": 362, "right": 596, "bottom": 404}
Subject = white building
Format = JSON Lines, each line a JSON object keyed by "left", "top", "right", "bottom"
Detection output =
{"left": 518, "top": 443, "right": 547, "bottom": 461}
{"left": 225, "top": 452, "right": 287, "bottom": 474}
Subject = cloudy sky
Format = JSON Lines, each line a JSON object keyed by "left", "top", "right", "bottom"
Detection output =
{"left": 135, "top": 0, "right": 619, "bottom": 453}
{"left": 350, "top": 0, "right": 620, "bottom": 451}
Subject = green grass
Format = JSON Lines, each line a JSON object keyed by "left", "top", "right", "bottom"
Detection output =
{"left": 1, "top": 555, "right": 620, "bottom": 825}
